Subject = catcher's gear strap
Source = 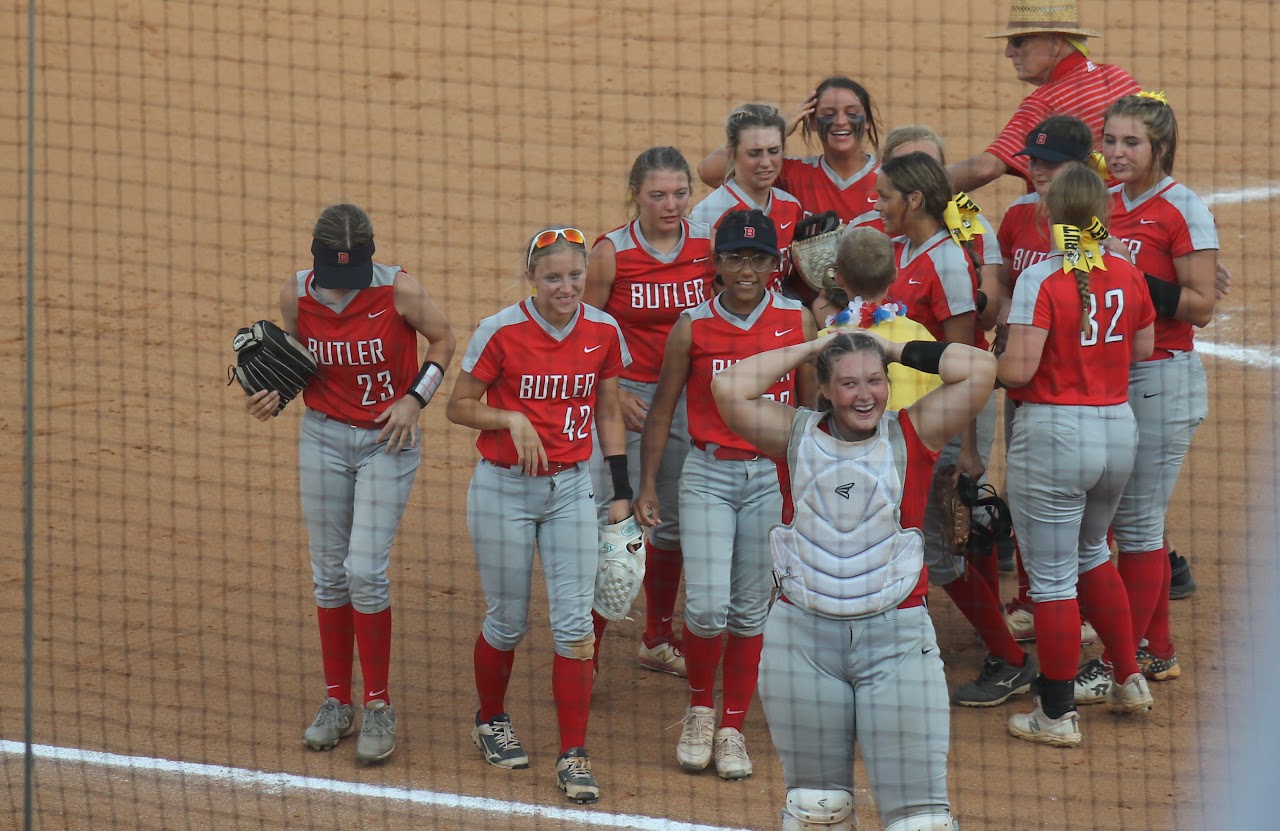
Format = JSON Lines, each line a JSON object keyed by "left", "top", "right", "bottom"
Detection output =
{"left": 408, "top": 361, "right": 445, "bottom": 407}
{"left": 899, "top": 340, "right": 949, "bottom": 375}
{"left": 783, "top": 789, "right": 854, "bottom": 829}
{"left": 605, "top": 454, "right": 632, "bottom": 502}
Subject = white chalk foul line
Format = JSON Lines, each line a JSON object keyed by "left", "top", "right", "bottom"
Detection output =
{"left": 1194, "top": 340, "right": 1279, "bottom": 370}
{"left": 1204, "top": 184, "right": 1280, "bottom": 206}
{"left": 0, "top": 740, "right": 754, "bottom": 831}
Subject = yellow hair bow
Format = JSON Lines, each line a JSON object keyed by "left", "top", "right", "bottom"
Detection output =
{"left": 943, "top": 192, "right": 987, "bottom": 245}
{"left": 1053, "top": 223, "right": 1108, "bottom": 275}
{"left": 1137, "top": 90, "right": 1168, "bottom": 105}
{"left": 1086, "top": 151, "right": 1109, "bottom": 178}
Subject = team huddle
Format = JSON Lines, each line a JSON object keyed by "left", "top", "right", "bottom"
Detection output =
{"left": 236, "top": 1, "right": 1221, "bottom": 828}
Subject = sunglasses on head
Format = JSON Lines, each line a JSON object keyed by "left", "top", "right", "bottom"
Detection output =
{"left": 527, "top": 227, "right": 586, "bottom": 268}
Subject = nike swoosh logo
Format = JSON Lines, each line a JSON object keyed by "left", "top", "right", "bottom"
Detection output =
{"left": 367, "top": 689, "right": 386, "bottom": 698}
{"left": 694, "top": 257, "right": 710, "bottom": 263}
{"left": 1142, "top": 392, "right": 1160, "bottom": 398}
{"left": 774, "top": 329, "right": 794, "bottom": 337}
{"left": 921, "top": 647, "right": 935, "bottom": 655}
{"left": 908, "top": 279, "right": 922, "bottom": 285}
{"left": 584, "top": 345, "right": 602, "bottom": 353}
{"left": 725, "top": 709, "right": 746, "bottom": 715}
{"left": 867, "top": 196, "right": 878, "bottom": 203}
{"left": 780, "top": 221, "right": 793, "bottom": 229}
{"left": 368, "top": 310, "right": 387, "bottom": 318}
{"left": 1139, "top": 219, "right": 1158, "bottom": 225}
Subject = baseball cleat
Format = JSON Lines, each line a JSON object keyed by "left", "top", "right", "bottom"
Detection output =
{"left": 1073, "top": 658, "right": 1113, "bottom": 705}
{"left": 675, "top": 706, "right": 715, "bottom": 771}
{"left": 1136, "top": 646, "right": 1181, "bottom": 681}
{"left": 713, "top": 727, "right": 753, "bottom": 780}
{"left": 1168, "top": 549, "right": 1197, "bottom": 599}
{"left": 1008, "top": 700, "right": 1082, "bottom": 747}
{"left": 1005, "top": 608, "right": 1035, "bottom": 642}
{"left": 473, "top": 712, "right": 530, "bottom": 769}
{"left": 951, "top": 654, "right": 1036, "bottom": 707}
{"left": 304, "top": 697, "right": 356, "bottom": 751}
{"left": 556, "top": 747, "right": 600, "bottom": 803}
{"left": 355, "top": 699, "right": 396, "bottom": 762}
{"left": 637, "top": 640, "right": 687, "bottom": 677}
{"left": 1106, "top": 672, "right": 1154, "bottom": 714}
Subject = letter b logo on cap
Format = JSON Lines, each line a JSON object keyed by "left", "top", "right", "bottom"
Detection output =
{"left": 337, "top": 252, "right": 349, "bottom": 264}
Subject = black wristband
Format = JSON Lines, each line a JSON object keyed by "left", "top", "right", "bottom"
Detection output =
{"left": 408, "top": 361, "right": 445, "bottom": 408}
{"left": 899, "top": 341, "right": 949, "bottom": 375}
{"left": 606, "top": 454, "right": 633, "bottom": 502}
{"left": 976, "top": 290, "right": 988, "bottom": 314}
{"left": 1145, "top": 273, "right": 1181, "bottom": 318}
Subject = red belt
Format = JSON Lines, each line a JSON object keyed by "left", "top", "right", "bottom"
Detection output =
{"left": 691, "top": 439, "right": 761, "bottom": 461}
{"left": 492, "top": 460, "right": 581, "bottom": 477}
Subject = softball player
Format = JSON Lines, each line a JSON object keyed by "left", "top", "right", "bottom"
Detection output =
{"left": 999, "top": 166, "right": 1156, "bottom": 746}
{"left": 446, "top": 227, "right": 633, "bottom": 803}
{"left": 586, "top": 147, "right": 716, "bottom": 677}
{"left": 875, "top": 152, "right": 1034, "bottom": 707}
{"left": 1096, "top": 93, "right": 1218, "bottom": 691}
{"left": 698, "top": 77, "right": 884, "bottom": 228}
{"left": 688, "top": 104, "right": 805, "bottom": 295}
{"left": 713, "top": 329, "right": 996, "bottom": 831}
{"left": 634, "top": 209, "right": 815, "bottom": 780}
{"left": 244, "top": 203, "right": 456, "bottom": 763}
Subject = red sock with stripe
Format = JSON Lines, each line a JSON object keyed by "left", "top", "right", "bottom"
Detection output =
{"left": 473, "top": 634, "right": 515, "bottom": 721}
{"left": 552, "top": 654, "right": 594, "bottom": 752}
{"left": 1117, "top": 547, "right": 1164, "bottom": 644}
{"left": 944, "top": 571, "right": 1025, "bottom": 666}
{"left": 1078, "top": 561, "right": 1140, "bottom": 679}
{"left": 720, "top": 633, "right": 763, "bottom": 731}
{"left": 682, "top": 624, "right": 722, "bottom": 710}
{"left": 642, "top": 541, "right": 683, "bottom": 647}
{"left": 1033, "top": 599, "right": 1081, "bottom": 681}
{"left": 353, "top": 607, "right": 392, "bottom": 706}
{"left": 316, "top": 604, "right": 355, "bottom": 706}
{"left": 1143, "top": 549, "right": 1176, "bottom": 659}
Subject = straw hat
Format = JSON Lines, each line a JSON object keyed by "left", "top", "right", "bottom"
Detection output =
{"left": 987, "top": 1, "right": 1102, "bottom": 38}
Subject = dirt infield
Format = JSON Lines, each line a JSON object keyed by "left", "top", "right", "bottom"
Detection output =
{"left": 2, "top": 1, "right": 1276, "bottom": 829}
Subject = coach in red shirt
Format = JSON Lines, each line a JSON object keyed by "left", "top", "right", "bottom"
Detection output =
{"left": 949, "top": 0, "right": 1139, "bottom": 193}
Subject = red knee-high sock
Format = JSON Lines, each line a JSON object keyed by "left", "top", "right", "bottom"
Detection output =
{"left": 552, "top": 654, "right": 594, "bottom": 753}
{"left": 643, "top": 541, "right": 683, "bottom": 646}
{"left": 353, "top": 607, "right": 392, "bottom": 706}
{"left": 1013, "top": 546, "right": 1033, "bottom": 609}
{"left": 972, "top": 547, "right": 1001, "bottom": 600}
{"left": 474, "top": 634, "right": 515, "bottom": 721}
{"left": 1034, "top": 599, "right": 1081, "bottom": 681}
{"left": 1117, "top": 547, "right": 1164, "bottom": 646}
{"left": 720, "top": 634, "right": 764, "bottom": 731}
{"left": 1078, "top": 562, "right": 1139, "bottom": 679}
{"left": 591, "top": 611, "right": 608, "bottom": 669}
{"left": 682, "top": 624, "right": 723, "bottom": 710}
{"left": 316, "top": 604, "right": 355, "bottom": 705}
{"left": 944, "top": 570, "right": 1025, "bottom": 666}
{"left": 1143, "top": 549, "right": 1176, "bottom": 659}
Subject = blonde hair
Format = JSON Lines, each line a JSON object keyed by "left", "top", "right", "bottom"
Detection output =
{"left": 1105, "top": 94, "right": 1179, "bottom": 177}
{"left": 881, "top": 125, "right": 945, "bottom": 164}
{"left": 835, "top": 227, "right": 895, "bottom": 298}
{"left": 1043, "top": 167, "right": 1110, "bottom": 332}
{"left": 625, "top": 146, "right": 693, "bottom": 219}
{"left": 723, "top": 103, "right": 786, "bottom": 183}
{"left": 313, "top": 204, "right": 373, "bottom": 249}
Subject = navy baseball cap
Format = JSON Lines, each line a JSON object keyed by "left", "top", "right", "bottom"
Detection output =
{"left": 312, "top": 238, "right": 375, "bottom": 290}
{"left": 715, "top": 209, "right": 780, "bottom": 257}
{"left": 1014, "top": 129, "right": 1091, "bottom": 164}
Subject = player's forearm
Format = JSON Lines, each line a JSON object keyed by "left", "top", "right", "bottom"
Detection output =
{"left": 713, "top": 337, "right": 828, "bottom": 404}
{"left": 445, "top": 398, "right": 519, "bottom": 433}
{"left": 946, "top": 152, "right": 1007, "bottom": 194}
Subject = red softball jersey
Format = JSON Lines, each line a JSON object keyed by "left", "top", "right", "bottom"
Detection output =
{"left": 1005, "top": 250, "right": 1155, "bottom": 405}
{"left": 987, "top": 50, "right": 1140, "bottom": 185}
{"left": 889, "top": 231, "right": 988, "bottom": 349}
{"left": 997, "top": 192, "right": 1054, "bottom": 288}
{"left": 688, "top": 181, "right": 805, "bottom": 292}
{"left": 462, "top": 299, "right": 630, "bottom": 466}
{"left": 295, "top": 264, "right": 420, "bottom": 428}
{"left": 598, "top": 219, "right": 715, "bottom": 383}
{"left": 684, "top": 292, "right": 807, "bottom": 452}
{"left": 776, "top": 154, "right": 883, "bottom": 229}
{"left": 1108, "top": 177, "right": 1219, "bottom": 357}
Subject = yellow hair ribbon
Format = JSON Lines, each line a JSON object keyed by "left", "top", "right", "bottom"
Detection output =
{"left": 1083, "top": 216, "right": 1109, "bottom": 241}
{"left": 1052, "top": 223, "right": 1108, "bottom": 275}
{"left": 1064, "top": 36, "right": 1090, "bottom": 58}
{"left": 1137, "top": 89, "right": 1168, "bottom": 105}
{"left": 943, "top": 192, "right": 987, "bottom": 245}
{"left": 1086, "top": 151, "right": 1109, "bottom": 178}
